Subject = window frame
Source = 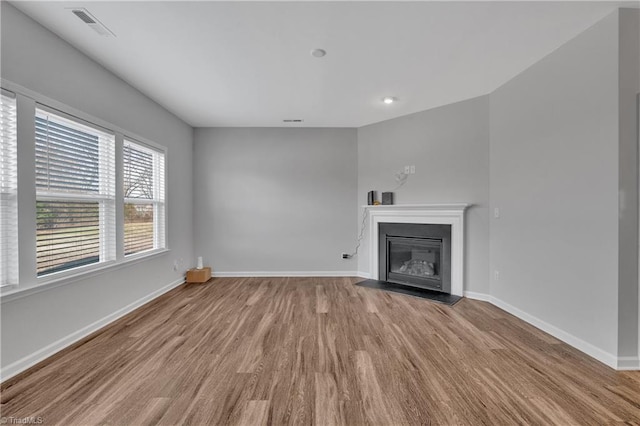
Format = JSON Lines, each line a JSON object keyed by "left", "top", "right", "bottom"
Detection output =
{"left": 0, "top": 81, "right": 170, "bottom": 300}
{"left": 0, "top": 89, "right": 19, "bottom": 288}
{"left": 34, "top": 106, "right": 117, "bottom": 279}
{"left": 123, "top": 138, "right": 167, "bottom": 258}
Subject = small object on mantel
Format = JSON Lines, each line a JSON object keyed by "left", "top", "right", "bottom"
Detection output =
{"left": 382, "top": 192, "right": 393, "bottom": 205}
{"left": 186, "top": 266, "right": 211, "bottom": 283}
{"left": 367, "top": 190, "right": 376, "bottom": 205}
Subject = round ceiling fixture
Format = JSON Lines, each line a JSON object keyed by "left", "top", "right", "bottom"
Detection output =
{"left": 311, "top": 48, "right": 327, "bottom": 58}
{"left": 382, "top": 96, "right": 397, "bottom": 105}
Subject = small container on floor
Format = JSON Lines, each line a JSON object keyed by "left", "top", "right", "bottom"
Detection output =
{"left": 186, "top": 267, "right": 211, "bottom": 283}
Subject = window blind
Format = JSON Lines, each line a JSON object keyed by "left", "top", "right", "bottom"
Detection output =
{"left": 0, "top": 90, "right": 18, "bottom": 287}
{"left": 36, "top": 201, "right": 100, "bottom": 274}
{"left": 124, "top": 140, "right": 165, "bottom": 256}
{"left": 35, "top": 108, "right": 115, "bottom": 276}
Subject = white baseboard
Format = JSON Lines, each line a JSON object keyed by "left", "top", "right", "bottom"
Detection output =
{"left": 212, "top": 271, "right": 360, "bottom": 278}
{"left": 462, "top": 291, "right": 621, "bottom": 370}
{"left": 356, "top": 271, "right": 371, "bottom": 279}
{"left": 616, "top": 356, "right": 640, "bottom": 370}
{"left": 463, "top": 291, "right": 492, "bottom": 302}
{"left": 489, "top": 296, "right": 619, "bottom": 369}
{"left": 0, "top": 278, "right": 185, "bottom": 382}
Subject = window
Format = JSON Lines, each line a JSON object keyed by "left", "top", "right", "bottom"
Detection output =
{"left": 123, "top": 139, "right": 165, "bottom": 256}
{"left": 35, "top": 108, "right": 115, "bottom": 277}
{"left": 0, "top": 90, "right": 170, "bottom": 291}
{"left": 0, "top": 90, "right": 18, "bottom": 287}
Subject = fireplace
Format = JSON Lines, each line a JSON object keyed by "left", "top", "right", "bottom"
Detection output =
{"left": 378, "top": 223, "right": 452, "bottom": 293}
{"left": 368, "top": 204, "right": 468, "bottom": 296}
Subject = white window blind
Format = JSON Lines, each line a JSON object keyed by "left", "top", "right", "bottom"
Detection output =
{"left": 35, "top": 107, "right": 115, "bottom": 277}
{"left": 0, "top": 90, "right": 18, "bottom": 287}
{"left": 123, "top": 139, "right": 165, "bottom": 256}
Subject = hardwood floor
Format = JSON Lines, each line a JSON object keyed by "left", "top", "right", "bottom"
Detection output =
{"left": 2, "top": 277, "right": 640, "bottom": 425}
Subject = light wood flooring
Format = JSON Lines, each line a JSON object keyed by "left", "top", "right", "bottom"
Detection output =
{"left": 2, "top": 277, "right": 640, "bottom": 425}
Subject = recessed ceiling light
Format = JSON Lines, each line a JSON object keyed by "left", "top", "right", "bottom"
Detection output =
{"left": 382, "top": 96, "right": 397, "bottom": 105}
{"left": 311, "top": 49, "right": 326, "bottom": 58}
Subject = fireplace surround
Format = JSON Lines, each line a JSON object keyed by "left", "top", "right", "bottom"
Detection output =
{"left": 367, "top": 204, "right": 469, "bottom": 296}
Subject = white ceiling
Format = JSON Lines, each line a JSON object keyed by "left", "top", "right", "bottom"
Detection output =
{"left": 10, "top": 1, "right": 636, "bottom": 127}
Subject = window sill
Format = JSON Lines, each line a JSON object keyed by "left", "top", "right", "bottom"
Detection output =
{"left": 0, "top": 248, "right": 172, "bottom": 304}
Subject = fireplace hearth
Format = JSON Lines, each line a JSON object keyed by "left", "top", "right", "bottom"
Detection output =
{"left": 379, "top": 223, "right": 452, "bottom": 293}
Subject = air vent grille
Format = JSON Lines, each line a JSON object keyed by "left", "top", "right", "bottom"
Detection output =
{"left": 69, "top": 8, "right": 115, "bottom": 37}
{"left": 72, "top": 10, "right": 96, "bottom": 24}
{"left": 283, "top": 119, "right": 304, "bottom": 123}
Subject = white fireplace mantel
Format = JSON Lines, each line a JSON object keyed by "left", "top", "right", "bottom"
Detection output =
{"left": 366, "top": 204, "right": 470, "bottom": 296}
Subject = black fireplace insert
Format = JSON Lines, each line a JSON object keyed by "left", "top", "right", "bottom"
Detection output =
{"left": 378, "top": 223, "right": 451, "bottom": 293}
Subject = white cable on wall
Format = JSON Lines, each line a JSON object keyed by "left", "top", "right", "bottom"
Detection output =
{"left": 345, "top": 168, "right": 410, "bottom": 258}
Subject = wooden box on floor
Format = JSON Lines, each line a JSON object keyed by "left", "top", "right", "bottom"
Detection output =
{"left": 186, "top": 267, "right": 211, "bottom": 283}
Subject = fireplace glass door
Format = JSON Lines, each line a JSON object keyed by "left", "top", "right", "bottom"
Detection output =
{"left": 386, "top": 237, "right": 442, "bottom": 290}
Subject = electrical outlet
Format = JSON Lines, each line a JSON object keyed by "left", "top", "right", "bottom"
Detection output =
{"left": 410, "top": 165, "right": 415, "bottom": 174}
{"left": 494, "top": 270, "right": 500, "bottom": 281}
{"left": 494, "top": 207, "right": 500, "bottom": 218}
{"left": 342, "top": 253, "right": 352, "bottom": 259}
{"left": 404, "top": 165, "right": 410, "bottom": 174}
{"left": 173, "top": 258, "right": 184, "bottom": 272}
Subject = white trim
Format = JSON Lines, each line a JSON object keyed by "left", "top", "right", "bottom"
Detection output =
{"left": 1, "top": 249, "right": 170, "bottom": 304}
{"left": 35, "top": 103, "right": 114, "bottom": 138}
{"left": 0, "top": 278, "right": 185, "bottom": 382}
{"left": 617, "top": 356, "right": 640, "bottom": 370}
{"left": 368, "top": 204, "right": 469, "bottom": 297}
{"left": 463, "top": 291, "right": 492, "bottom": 302}
{"left": 0, "top": 92, "right": 18, "bottom": 287}
{"left": 462, "top": 290, "right": 633, "bottom": 370}
{"left": 364, "top": 203, "right": 471, "bottom": 210}
{"left": 212, "top": 271, "right": 360, "bottom": 278}
{"left": 357, "top": 271, "right": 372, "bottom": 279}
{"left": 35, "top": 193, "right": 114, "bottom": 202}
{"left": 485, "top": 293, "right": 618, "bottom": 369}
{"left": 123, "top": 198, "right": 161, "bottom": 205}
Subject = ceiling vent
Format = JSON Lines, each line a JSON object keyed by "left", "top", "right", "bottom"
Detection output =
{"left": 283, "top": 119, "right": 304, "bottom": 123}
{"left": 70, "top": 8, "right": 115, "bottom": 37}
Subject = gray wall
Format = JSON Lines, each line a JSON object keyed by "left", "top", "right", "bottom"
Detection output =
{"left": 193, "top": 128, "right": 358, "bottom": 273}
{"left": 357, "top": 96, "right": 490, "bottom": 294}
{"left": 618, "top": 9, "right": 640, "bottom": 358}
{"left": 489, "top": 12, "right": 620, "bottom": 356}
{"left": 1, "top": 4, "right": 194, "bottom": 370}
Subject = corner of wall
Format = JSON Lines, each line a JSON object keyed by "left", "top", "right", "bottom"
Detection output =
{"left": 617, "top": 7, "right": 640, "bottom": 360}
